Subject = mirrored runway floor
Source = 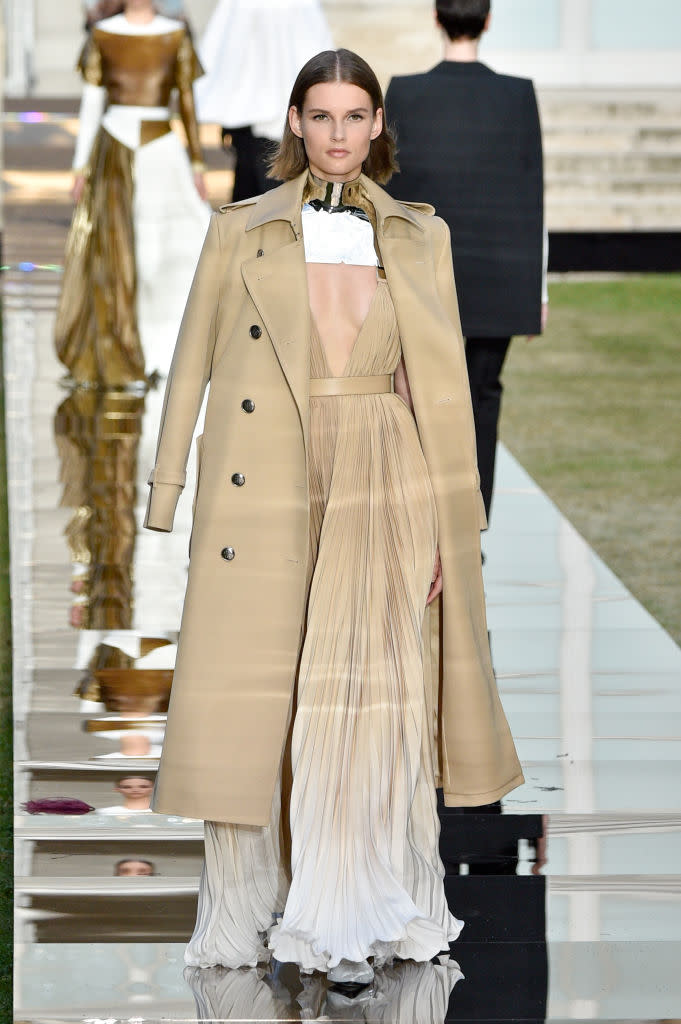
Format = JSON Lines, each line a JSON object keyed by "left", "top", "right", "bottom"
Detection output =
{"left": 6, "top": 110, "right": 681, "bottom": 1022}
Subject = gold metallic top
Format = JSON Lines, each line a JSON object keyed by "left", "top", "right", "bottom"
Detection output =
{"left": 77, "top": 26, "right": 204, "bottom": 164}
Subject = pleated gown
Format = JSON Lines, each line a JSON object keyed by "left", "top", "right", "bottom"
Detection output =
{"left": 185, "top": 278, "right": 463, "bottom": 971}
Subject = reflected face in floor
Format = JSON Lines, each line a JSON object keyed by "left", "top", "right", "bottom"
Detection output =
{"left": 114, "top": 775, "right": 154, "bottom": 807}
{"left": 114, "top": 858, "right": 156, "bottom": 877}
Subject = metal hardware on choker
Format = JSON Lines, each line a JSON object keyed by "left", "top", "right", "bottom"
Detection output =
{"left": 306, "top": 197, "right": 371, "bottom": 223}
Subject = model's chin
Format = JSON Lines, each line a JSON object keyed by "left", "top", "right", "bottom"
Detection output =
{"left": 310, "top": 155, "right": 363, "bottom": 181}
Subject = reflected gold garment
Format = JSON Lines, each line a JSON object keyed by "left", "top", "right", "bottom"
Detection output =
{"left": 55, "top": 390, "right": 145, "bottom": 628}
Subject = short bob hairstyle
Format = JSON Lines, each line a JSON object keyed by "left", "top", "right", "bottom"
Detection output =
{"left": 269, "top": 49, "right": 398, "bottom": 185}
{"left": 436, "top": 0, "right": 491, "bottom": 41}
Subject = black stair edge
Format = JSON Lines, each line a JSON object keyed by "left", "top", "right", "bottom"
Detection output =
{"left": 549, "top": 230, "right": 681, "bottom": 272}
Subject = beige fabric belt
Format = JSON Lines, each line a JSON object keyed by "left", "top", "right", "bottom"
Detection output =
{"left": 309, "top": 374, "right": 394, "bottom": 397}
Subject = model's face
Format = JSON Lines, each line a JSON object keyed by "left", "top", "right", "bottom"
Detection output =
{"left": 116, "top": 860, "right": 153, "bottom": 876}
{"left": 289, "top": 81, "right": 383, "bottom": 183}
{"left": 124, "top": 0, "right": 155, "bottom": 14}
{"left": 116, "top": 777, "right": 153, "bottom": 799}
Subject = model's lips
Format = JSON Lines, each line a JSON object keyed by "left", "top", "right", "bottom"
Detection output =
{"left": 327, "top": 149, "right": 350, "bottom": 157}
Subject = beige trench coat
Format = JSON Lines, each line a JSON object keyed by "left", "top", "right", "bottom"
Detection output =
{"left": 145, "top": 170, "right": 524, "bottom": 825}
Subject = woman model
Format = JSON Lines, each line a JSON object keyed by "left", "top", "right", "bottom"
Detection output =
{"left": 145, "top": 49, "right": 523, "bottom": 984}
{"left": 55, "top": 0, "right": 210, "bottom": 389}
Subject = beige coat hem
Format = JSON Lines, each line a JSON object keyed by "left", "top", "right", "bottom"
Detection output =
{"left": 442, "top": 770, "right": 525, "bottom": 808}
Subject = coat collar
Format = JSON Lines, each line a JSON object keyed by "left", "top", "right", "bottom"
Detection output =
{"left": 431, "top": 59, "right": 494, "bottom": 76}
{"left": 245, "top": 170, "right": 427, "bottom": 236}
{"left": 240, "top": 169, "right": 434, "bottom": 466}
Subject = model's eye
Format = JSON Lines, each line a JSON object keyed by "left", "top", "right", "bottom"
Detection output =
{"left": 348, "top": 114, "right": 364, "bottom": 121}
{"left": 312, "top": 113, "right": 328, "bottom": 121}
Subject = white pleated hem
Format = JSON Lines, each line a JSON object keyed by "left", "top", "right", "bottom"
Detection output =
{"left": 184, "top": 942, "right": 271, "bottom": 971}
{"left": 268, "top": 911, "right": 464, "bottom": 973}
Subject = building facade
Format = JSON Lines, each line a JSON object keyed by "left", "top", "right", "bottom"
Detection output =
{"left": 4, "top": 0, "right": 681, "bottom": 97}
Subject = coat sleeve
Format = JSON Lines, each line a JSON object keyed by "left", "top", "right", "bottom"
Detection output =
{"left": 144, "top": 213, "right": 220, "bottom": 532}
{"left": 433, "top": 217, "right": 488, "bottom": 531}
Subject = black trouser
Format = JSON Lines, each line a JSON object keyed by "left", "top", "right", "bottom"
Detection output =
{"left": 221, "top": 126, "right": 278, "bottom": 202}
{"left": 464, "top": 337, "right": 512, "bottom": 523}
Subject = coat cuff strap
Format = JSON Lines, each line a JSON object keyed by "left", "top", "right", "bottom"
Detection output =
{"left": 147, "top": 468, "right": 187, "bottom": 487}
{"left": 144, "top": 483, "right": 183, "bottom": 533}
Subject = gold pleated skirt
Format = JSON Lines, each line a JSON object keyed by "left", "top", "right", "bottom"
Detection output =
{"left": 55, "top": 128, "right": 145, "bottom": 387}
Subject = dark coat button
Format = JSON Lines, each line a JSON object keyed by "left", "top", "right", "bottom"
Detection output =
{"left": 256, "top": 249, "right": 264, "bottom": 257}
{"left": 221, "top": 547, "right": 235, "bottom": 561}
{"left": 249, "top": 324, "right": 262, "bottom": 339}
{"left": 231, "top": 473, "right": 245, "bottom": 486}
{"left": 241, "top": 399, "right": 255, "bottom": 413}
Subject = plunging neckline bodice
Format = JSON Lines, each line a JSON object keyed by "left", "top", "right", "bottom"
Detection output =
{"left": 311, "top": 279, "right": 395, "bottom": 379}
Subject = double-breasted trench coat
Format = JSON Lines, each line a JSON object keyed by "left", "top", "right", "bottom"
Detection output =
{"left": 144, "top": 170, "right": 524, "bottom": 825}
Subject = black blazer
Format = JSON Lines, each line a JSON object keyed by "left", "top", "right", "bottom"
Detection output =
{"left": 386, "top": 62, "right": 544, "bottom": 337}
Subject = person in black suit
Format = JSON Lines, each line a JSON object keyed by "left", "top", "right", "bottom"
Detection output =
{"left": 386, "top": 0, "right": 547, "bottom": 523}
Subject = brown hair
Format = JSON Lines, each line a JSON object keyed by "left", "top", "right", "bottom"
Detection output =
{"left": 269, "top": 49, "right": 398, "bottom": 184}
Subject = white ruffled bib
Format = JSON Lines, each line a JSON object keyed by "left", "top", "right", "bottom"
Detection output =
{"left": 302, "top": 203, "right": 378, "bottom": 267}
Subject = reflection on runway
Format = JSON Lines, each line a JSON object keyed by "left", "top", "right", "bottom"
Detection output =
{"left": 7, "top": 108, "right": 681, "bottom": 1022}
{"left": 186, "top": 958, "right": 463, "bottom": 1022}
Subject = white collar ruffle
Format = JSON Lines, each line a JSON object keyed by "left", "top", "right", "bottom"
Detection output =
{"left": 301, "top": 204, "right": 378, "bottom": 267}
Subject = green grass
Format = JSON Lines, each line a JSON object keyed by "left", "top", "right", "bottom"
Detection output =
{"left": 0, "top": 320, "right": 13, "bottom": 1016}
{"left": 502, "top": 274, "right": 681, "bottom": 644}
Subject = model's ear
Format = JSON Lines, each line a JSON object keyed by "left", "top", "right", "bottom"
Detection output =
{"left": 483, "top": 11, "right": 492, "bottom": 33}
{"left": 370, "top": 107, "right": 383, "bottom": 141}
{"left": 288, "top": 106, "right": 303, "bottom": 138}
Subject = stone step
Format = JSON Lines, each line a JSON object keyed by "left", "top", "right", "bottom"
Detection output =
{"left": 537, "top": 89, "right": 681, "bottom": 123}
{"left": 545, "top": 173, "right": 681, "bottom": 197}
{"left": 543, "top": 125, "right": 681, "bottom": 153}
{"left": 545, "top": 152, "right": 681, "bottom": 174}
{"left": 546, "top": 196, "right": 681, "bottom": 230}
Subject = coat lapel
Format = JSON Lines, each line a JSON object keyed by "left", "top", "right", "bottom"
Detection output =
{"left": 239, "top": 172, "right": 440, "bottom": 453}
{"left": 364, "top": 175, "right": 442, "bottom": 382}
{"left": 240, "top": 176, "right": 311, "bottom": 451}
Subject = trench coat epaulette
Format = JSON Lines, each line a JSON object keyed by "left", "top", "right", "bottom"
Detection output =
{"left": 218, "top": 197, "right": 259, "bottom": 214}
{"left": 215, "top": 196, "right": 436, "bottom": 217}
{"left": 398, "top": 199, "right": 435, "bottom": 217}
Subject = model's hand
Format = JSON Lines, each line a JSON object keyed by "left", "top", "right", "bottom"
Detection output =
{"left": 426, "top": 547, "right": 442, "bottom": 605}
{"left": 193, "top": 171, "right": 208, "bottom": 200}
{"left": 526, "top": 302, "right": 549, "bottom": 342}
{"left": 71, "top": 174, "right": 86, "bottom": 203}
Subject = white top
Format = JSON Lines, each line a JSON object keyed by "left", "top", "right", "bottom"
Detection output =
{"left": 94, "top": 13, "right": 184, "bottom": 35}
{"left": 302, "top": 205, "right": 378, "bottom": 267}
{"left": 195, "top": 0, "right": 334, "bottom": 139}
